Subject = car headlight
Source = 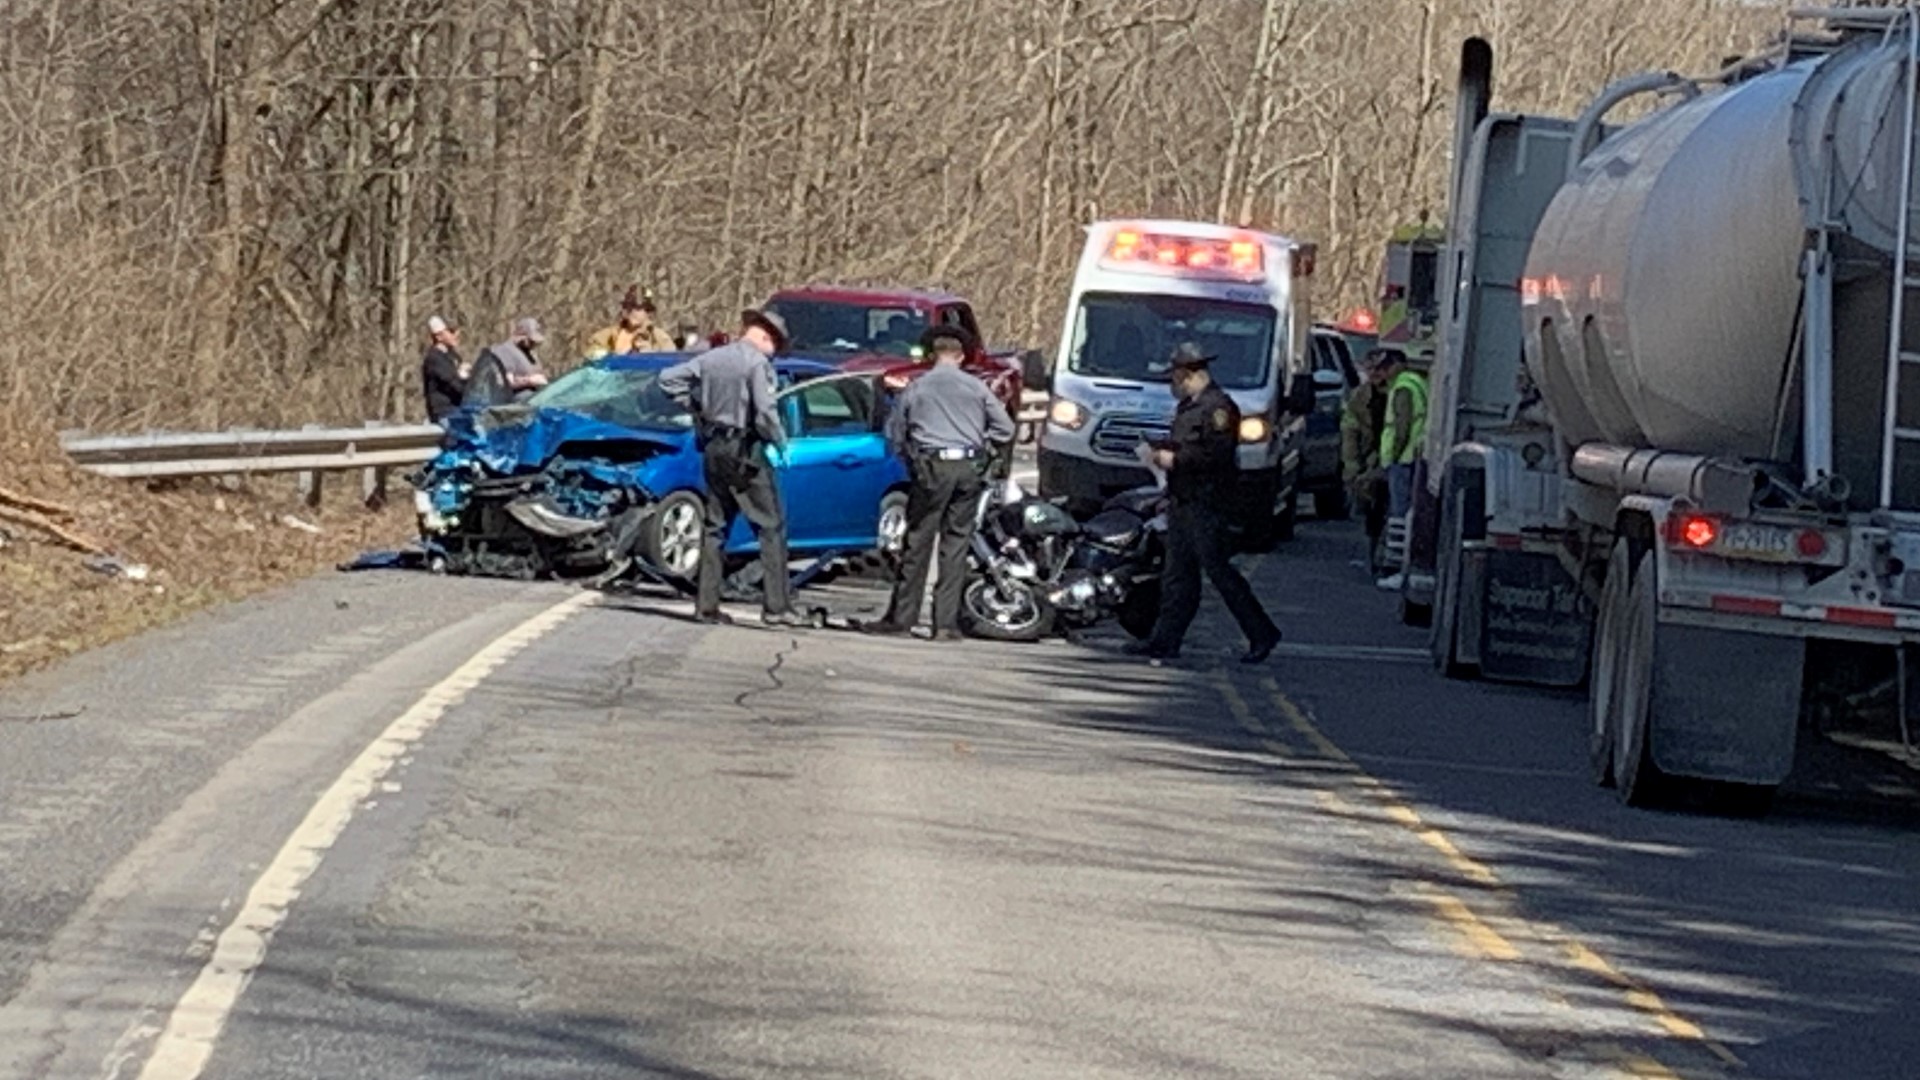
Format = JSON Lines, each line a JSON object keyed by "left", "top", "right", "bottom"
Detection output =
{"left": 1238, "top": 416, "right": 1270, "bottom": 444}
{"left": 1049, "top": 398, "right": 1090, "bottom": 431}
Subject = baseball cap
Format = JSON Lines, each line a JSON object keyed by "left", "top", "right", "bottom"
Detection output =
{"left": 513, "top": 316, "right": 546, "bottom": 344}
{"left": 426, "top": 315, "right": 453, "bottom": 335}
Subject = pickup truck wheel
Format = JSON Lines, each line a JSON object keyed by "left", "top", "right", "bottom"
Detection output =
{"left": 1615, "top": 551, "right": 1672, "bottom": 808}
{"left": 643, "top": 491, "right": 706, "bottom": 578}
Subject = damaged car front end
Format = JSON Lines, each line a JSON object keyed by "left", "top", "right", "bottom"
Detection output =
{"left": 414, "top": 402, "right": 687, "bottom": 579}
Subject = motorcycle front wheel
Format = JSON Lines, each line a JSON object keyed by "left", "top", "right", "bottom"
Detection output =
{"left": 959, "top": 574, "right": 1056, "bottom": 642}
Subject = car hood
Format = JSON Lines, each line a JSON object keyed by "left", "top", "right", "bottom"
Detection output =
{"left": 439, "top": 405, "right": 687, "bottom": 474}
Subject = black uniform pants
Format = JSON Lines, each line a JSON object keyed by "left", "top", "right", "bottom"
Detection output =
{"left": 698, "top": 433, "right": 792, "bottom": 616}
{"left": 884, "top": 455, "right": 984, "bottom": 631}
{"left": 1149, "top": 499, "right": 1279, "bottom": 652}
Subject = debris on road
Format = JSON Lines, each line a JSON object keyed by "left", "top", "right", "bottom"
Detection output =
{"left": 0, "top": 503, "right": 109, "bottom": 555}
{"left": 280, "top": 514, "right": 323, "bottom": 535}
{"left": 82, "top": 556, "right": 151, "bottom": 581}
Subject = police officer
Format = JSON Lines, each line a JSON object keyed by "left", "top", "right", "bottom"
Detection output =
{"left": 1127, "top": 342, "right": 1282, "bottom": 663}
{"left": 861, "top": 325, "right": 1016, "bottom": 640}
{"left": 657, "top": 309, "right": 806, "bottom": 627}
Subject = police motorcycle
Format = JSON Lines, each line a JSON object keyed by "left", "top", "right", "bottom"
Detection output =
{"left": 959, "top": 477, "right": 1167, "bottom": 642}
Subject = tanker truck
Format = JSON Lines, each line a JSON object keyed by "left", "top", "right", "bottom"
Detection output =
{"left": 1401, "top": 7, "right": 1920, "bottom": 809}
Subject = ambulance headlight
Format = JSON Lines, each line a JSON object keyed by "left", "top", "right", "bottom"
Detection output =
{"left": 1048, "top": 398, "right": 1089, "bottom": 431}
{"left": 1238, "top": 417, "right": 1270, "bottom": 444}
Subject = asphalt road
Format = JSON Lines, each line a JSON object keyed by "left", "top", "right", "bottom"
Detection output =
{"left": 0, "top": 508, "right": 1916, "bottom": 1078}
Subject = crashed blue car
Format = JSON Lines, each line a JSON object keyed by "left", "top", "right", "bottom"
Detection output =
{"left": 413, "top": 354, "right": 910, "bottom": 581}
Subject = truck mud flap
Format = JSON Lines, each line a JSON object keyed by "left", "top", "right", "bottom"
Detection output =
{"left": 1474, "top": 549, "right": 1591, "bottom": 686}
{"left": 1650, "top": 623, "right": 1801, "bottom": 786}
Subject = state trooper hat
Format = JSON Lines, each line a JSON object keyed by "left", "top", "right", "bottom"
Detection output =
{"left": 1168, "top": 342, "right": 1216, "bottom": 370}
{"left": 741, "top": 308, "right": 790, "bottom": 351}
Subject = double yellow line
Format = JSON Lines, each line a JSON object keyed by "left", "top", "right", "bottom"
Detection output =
{"left": 1210, "top": 670, "right": 1742, "bottom": 1079}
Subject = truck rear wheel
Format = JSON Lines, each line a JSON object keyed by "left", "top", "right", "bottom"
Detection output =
{"left": 1614, "top": 551, "right": 1672, "bottom": 807}
{"left": 1587, "top": 542, "right": 1635, "bottom": 789}
{"left": 1430, "top": 478, "right": 1478, "bottom": 680}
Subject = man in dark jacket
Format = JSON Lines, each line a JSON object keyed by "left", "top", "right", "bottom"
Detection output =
{"left": 1127, "top": 342, "right": 1281, "bottom": 664}
{"left": 420, "top": 315, "right": 467, "bottom": 423}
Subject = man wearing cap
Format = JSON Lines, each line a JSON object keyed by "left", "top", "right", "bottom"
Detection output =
{"left": 585, "top": 286, "right": 677, "bottom": 358}
{"left": 657, "top": 310, "right": 806, "bottom": 628}
{"left": 1128, "top": 342, "right": 1282, "bottom": 664}
{"left": 1343, "top": 348, "right": 1397, "bottom": 575}
{"left": 420, "top": 315, "right": 467, "bottom": 424}
{"left": 464, "top": 317, "right": 552, "bottom": 407}
{"left": 860, "top": 325, "right": 1016, "bottom": 641}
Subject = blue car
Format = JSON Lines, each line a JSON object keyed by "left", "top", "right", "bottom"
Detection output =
{"left": 414, "top": 354, "right": 910, "bottom": 581}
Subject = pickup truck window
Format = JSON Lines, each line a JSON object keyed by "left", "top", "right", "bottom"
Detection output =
{"left": 763, "top": 298, "right": 928, "bottom": 357}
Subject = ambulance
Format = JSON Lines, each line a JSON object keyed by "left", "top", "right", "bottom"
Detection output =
{"left": 1036, "top": 219, "right": 1317, "bottom": 546}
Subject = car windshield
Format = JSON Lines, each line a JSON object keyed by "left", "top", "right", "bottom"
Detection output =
{"left": 527, "top": 364, "right": 692, "bottom": 431}
{"left": 1067, "top": 293, "right": 1276, "bottom": 390}
{"left": 763, "top": 298, "right": 928, "bottom": 357}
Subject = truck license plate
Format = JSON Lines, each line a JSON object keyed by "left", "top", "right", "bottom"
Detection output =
{"left": 1717, "top": 523, "right": 1796, "bottom": 561}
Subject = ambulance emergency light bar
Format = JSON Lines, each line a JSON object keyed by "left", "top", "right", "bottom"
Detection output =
{"left": 1099, "top": 228, "right": 1313, "bottom": 283}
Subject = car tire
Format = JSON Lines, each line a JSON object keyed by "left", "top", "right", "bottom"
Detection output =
{"left": 877, "top": 490, "right": 909, "bottom": 555}
{"left": 642, "top": 491, "right": 706, "bottom": 579}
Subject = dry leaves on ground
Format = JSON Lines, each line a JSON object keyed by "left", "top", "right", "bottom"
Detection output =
{"left": 0, "top": 409, "right": 415, "bottom": 683}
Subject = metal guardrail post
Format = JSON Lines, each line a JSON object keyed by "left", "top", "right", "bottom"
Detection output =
{"left": 297, "top": 423, "right": 324, "bottom": 509}
{"left": 361, "top": 421, "right": 389, "bottom": 510}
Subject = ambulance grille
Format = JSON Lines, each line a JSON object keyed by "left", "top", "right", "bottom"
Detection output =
{"left": 1091, "top": 414, "right": 1172, "bottom": 459}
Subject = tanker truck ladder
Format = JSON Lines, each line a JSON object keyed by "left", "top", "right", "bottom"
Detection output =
{"left": 1883, "top": 5, "right": 1920, "bottom": 511}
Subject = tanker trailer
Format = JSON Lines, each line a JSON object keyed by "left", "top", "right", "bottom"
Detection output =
{"left": 1406, "top": 9, "right": 1920, "bottom": 810}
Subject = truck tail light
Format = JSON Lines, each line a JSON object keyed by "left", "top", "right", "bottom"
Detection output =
{"left": 1667, "top": 513, "right": 1718, "bottom": 549}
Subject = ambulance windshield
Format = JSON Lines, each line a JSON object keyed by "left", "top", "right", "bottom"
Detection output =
{"left": 1067, "top": 293, "right": 1276, "bottom": 390}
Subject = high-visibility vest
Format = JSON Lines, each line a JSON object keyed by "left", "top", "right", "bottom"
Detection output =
{"left": 1380, "top": 370, "right": 1429, "bottom": 465}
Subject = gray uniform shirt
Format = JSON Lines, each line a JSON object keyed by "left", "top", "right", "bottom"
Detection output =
{"left": 658, "top": 341, "right": 786, "bottom": 449}
{"left": 885, "top": 363, "right": 1016, "bottom": 454}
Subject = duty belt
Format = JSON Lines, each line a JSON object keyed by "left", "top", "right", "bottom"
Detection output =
{"left": 920, "top": 446, "right": 980, "bottom": 461}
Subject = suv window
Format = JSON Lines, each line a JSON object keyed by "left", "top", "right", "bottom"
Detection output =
{"left": 1311, "top": 332, "right": 1356, "bottom": 385}
{"left": 786, "top": 377, "right": 875, "bottom": 437}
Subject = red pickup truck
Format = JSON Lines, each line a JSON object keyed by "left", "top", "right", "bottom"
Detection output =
{"left": 759, "top": 286, "right": 1029, "bottom": 417}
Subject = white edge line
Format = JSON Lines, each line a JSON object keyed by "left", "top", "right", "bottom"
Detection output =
{"left": 134, "top": 591, "right": 598, "bottom": 1080}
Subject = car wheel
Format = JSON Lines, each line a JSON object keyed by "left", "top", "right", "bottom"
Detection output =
{"left": 643, "top": 492, "right": 706, "bottom": 578}
{"left": 877, "top": 490, "right": 909, "bottom": 555}
{"left": 959, "top": 574, "right": 1055, "bottom": 642}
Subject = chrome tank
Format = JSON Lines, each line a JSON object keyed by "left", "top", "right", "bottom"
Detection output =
{"left": 1523, "top": 39, "right": 1911, "bottom": 459}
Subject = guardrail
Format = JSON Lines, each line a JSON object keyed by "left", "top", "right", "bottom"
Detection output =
{"left": 60, "top": 424, "right": 444, "bottom": 508}
{"left": 59, "top": 392, "right": 1051, "bottom": 509}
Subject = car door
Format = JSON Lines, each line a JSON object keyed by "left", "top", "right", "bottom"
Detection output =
{"left": 1303, "top": 331, "right": 1355, "bottom": 484}
{"left": 766, "top": 374, "right": 895, "bottom": 551}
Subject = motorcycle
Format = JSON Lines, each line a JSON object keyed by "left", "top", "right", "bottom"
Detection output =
{"left": 959, "top": 478, "right": 1167, "bottom": 642}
